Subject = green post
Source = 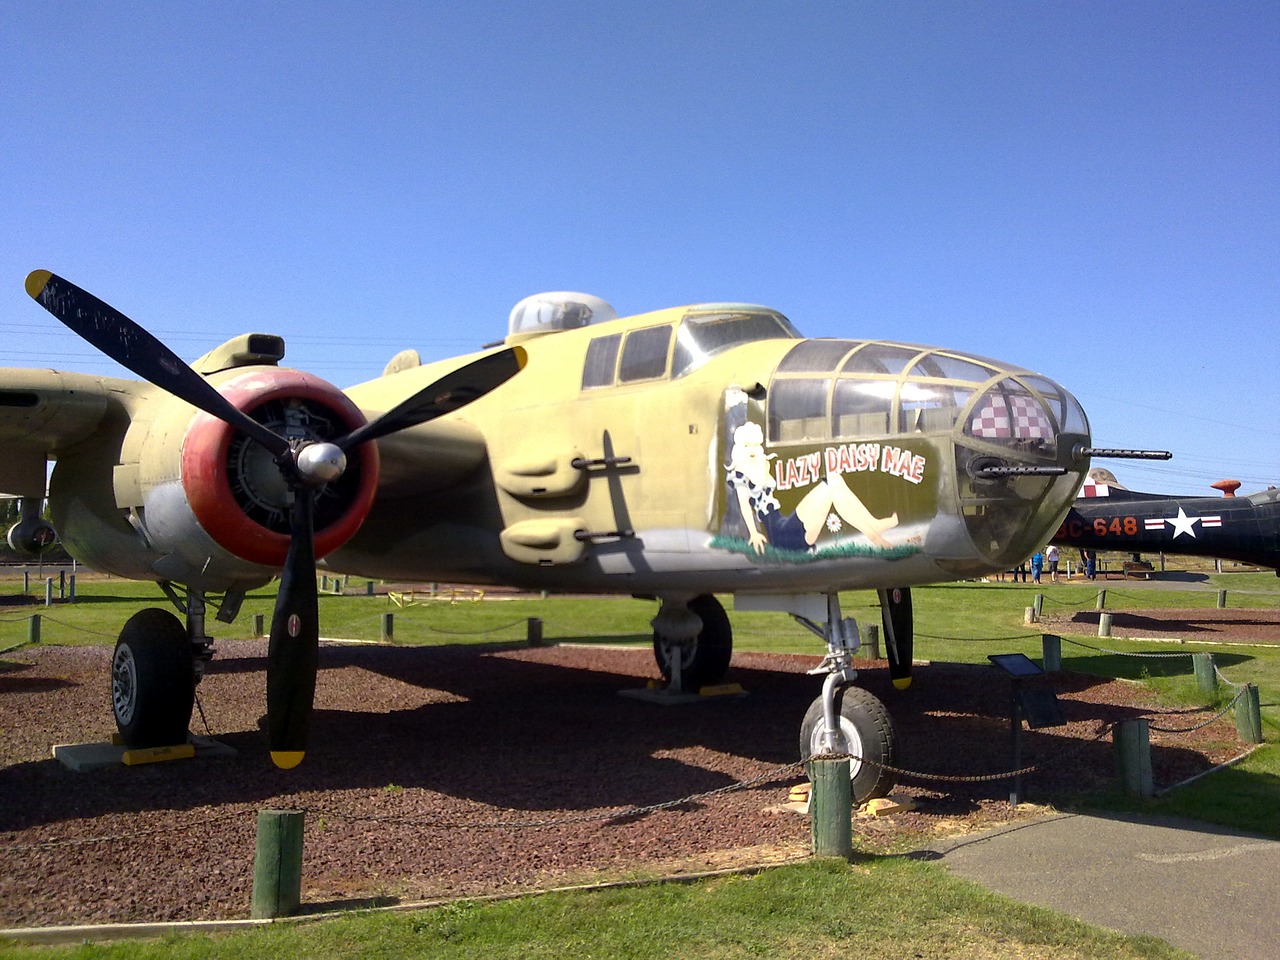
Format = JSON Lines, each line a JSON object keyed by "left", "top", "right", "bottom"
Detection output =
{"left": 1217, "top": 589, "right": 1227, "bottom": 609}
{"left": 251, "top": 809, "right": 305, "bottom": 919}
{"left": 44, "top": 578, "right": 53, "bottom": 607}
{"left": 67, "top": 574, "right": 76, "bottom": 603}
{"left": 1114, "top": 718, "right": 1153, "bottom": 798}
{"left": 1193, "top": 653, "right": 1217, "bottom": 698}
{"left": 1041, "top": 634, "right": 1061, "bottom": 672}
{"left": 253, "top": 613, "right": 265, "bottom": 638}
{"left": 1235, "top": 684, "right": 1263, "bottom": 744}
{"left": 527, "top": 617, "right": 544, "bottom": 647}
{"left": 1034, "top": 593, "right": 1044, "bottom": 618}
{"left": 381, "top": 612, "right": 394, "bottom": 642}
{"left": 1096, "top": 589, "right": 1107, "bottom": 611}
{"left": 807, "top": 758, "right": 853, "bottom": 859}
{"left": 366, "top": 580, "right": 375, "bottom": 596}
{"left": 27, "top": 614, "right": 40, "bottom": 645}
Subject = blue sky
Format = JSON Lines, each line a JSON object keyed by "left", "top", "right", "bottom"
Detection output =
{"left": 3, "top": 2, "right": 1276, "bottom": 492}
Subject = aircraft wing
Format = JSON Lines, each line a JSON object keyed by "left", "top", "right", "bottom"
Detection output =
{"left": 0, "top": 369, "right": 133, "bottom": 496}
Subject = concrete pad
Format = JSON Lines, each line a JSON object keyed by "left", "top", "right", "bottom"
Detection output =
{"left": 925, "top": 812, "right": 1280, "bottom": 959}
{"left": 52, "top": 735, "right": 236, "bottom": 772}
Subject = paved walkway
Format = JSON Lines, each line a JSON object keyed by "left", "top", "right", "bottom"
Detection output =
{"left": 924, "top": 812, "right": 1280, "bottom": 959}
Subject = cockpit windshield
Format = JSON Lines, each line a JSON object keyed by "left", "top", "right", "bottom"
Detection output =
{"left": 671, "top": 307, "right": 800, "bottom": 379}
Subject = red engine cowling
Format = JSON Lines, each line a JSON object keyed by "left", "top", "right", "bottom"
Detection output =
{"left": 180, "top": 369, "right": 380, "bottom": 567}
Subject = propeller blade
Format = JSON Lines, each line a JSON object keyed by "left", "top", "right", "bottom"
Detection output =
{"left": 266, "top": 489, "right": 320, "bottom": 769}
{"left": 878, "top": 587, "right": 914, "bottom": 690}
{"left": 338, "top": 345, "right": 527, "bottom": 451}
{"left": 25, "top": 270, "right": 290, "bottom": 458}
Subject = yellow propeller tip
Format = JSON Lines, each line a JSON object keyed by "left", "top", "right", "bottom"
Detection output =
{"left": 270, "top": 750, "right": 306, "bottom": 769}
{"left": 513, "top": 344, "right": 529, "bottom": 369}
{"left": 25, "top": 270, "right": 52, "bottom": 300}
{"left": 892, "top": 677, "right": 912, "bottom": 690}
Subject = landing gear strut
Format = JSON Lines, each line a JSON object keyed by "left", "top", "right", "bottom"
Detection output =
{"left": 794, "top": 594, "right": 896, "bottom": 803}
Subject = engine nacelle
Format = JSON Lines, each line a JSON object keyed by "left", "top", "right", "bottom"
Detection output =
{"left": 50, "top": 367, "right": 379, "bottom": 592}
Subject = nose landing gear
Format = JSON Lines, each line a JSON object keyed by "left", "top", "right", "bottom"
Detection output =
{"left": 794, "top": 594, "right": 897, "bottom": 803}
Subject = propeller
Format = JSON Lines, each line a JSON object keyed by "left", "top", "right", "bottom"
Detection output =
{"left": 26, "top": 269, "right": 527, "bottom": 768}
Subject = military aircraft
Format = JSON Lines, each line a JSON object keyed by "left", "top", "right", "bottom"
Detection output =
{"left": 6, "top": 270, "right": 1138, "bottom": 799}
{"left": 1053, "top": 469, "right": 1280, "bottom": 572}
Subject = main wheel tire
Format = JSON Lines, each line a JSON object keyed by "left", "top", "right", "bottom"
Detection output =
{"left": 112, "top": 608, "right": 196, "bottom": 749}
{"left": 653, "top": 593, "right": 733, "bottom": 691}
{"left": 799, "top": 686, "right": 897, "bottom": 803}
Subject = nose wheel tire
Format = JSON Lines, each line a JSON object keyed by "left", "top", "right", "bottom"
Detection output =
{"left": 799, "top": 685, "right": 896, "bottom": 804}
{"left": 652, "top": 593, "right": 733, "bottom": 691}
{"left": 112, "top": 608, "right": 196, "bottom": 749}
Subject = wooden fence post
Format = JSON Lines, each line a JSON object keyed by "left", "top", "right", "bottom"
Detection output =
{"left": 251, "top": 810, "right": 305, "bottom": 919}
{"left": 1193, "top": 653, "right": 1217, "bottom": 698}
{"left": 1041, "top": 634, "right": 1061, "bottom": 672}
{"left": 527, "top": 617, "right": 544, "bottom": 647}
{"left": 1114, "top": 719, "right": 1153, "bottom": 798}
{"left": 807, "top": 758, "right": 853, "bottom": 859}
{"left": 1236, "top": 684, "right": 1263, "bottom": 744}
{"left": 862, "top": 624, "right": 880, "bottom": 659}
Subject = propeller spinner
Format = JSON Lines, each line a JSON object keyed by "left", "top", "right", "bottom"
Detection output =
{"left": 26, "top": 270, "right": 527, "bottom": 768}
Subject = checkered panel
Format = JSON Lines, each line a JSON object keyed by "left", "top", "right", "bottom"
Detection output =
{"left": 970, "top": 391, "right": 1054, "bottom": 440}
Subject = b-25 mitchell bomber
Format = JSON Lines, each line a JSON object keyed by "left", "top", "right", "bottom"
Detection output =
{"left": 6, "top": 271, "right": 1129, "bottom": 798}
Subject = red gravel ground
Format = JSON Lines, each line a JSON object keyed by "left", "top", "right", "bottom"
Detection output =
{"left": 0, "top": 613, "right": 1260, "bottom": 929}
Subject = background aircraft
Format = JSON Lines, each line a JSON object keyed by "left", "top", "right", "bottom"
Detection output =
{"left": 1053, "top": 469, "right": 1280, "bottom": 573}
{"left": 6, "top": 270, "right": 1126, "bottom": 799}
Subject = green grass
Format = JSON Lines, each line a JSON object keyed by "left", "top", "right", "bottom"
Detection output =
{"left": 0, "top": 859, "right": 1193, "bottom": 960}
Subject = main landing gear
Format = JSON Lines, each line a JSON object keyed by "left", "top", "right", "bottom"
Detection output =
{"left": 651, "top": 594, "right": 733, "bottom": 692}
{"left": 110, "top": 586, "right": 218, "bottom": 750}
{"left": 793, "top": 594, "right": 896, "bottom": 804}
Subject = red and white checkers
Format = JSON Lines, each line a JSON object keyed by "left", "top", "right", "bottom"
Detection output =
{"left": 970, "top": 393, "right": 1053, "bottom": 440}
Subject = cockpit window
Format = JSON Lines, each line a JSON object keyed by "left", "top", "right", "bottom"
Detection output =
{"left": 909, "top": 353, "right": 996, "bottom": 383}
{"left": 841, "top": 344, "right": 920, "bottom": 375}
{"left": 1023, "top": 375, "right": 1089, "bottom": 435}
{"left": 769, "top": 379, "right": 831, "bottom": 442}
{"left": 833, "top": 380, "right": 893, "bottom": 436}
{"left": 899, "top": 383, "right": 975, "bottom": 433}
{"left": 672, "top": 308, "right": 800, "bottom": 378}
{"left": 776, "top": 339, "right": 853, "bottom": 373}
{"left": 768, "top": 340, "right": 1063, "bottom": 445}
{"left": 966, "top": 379, "right": 1055, "bottom": 443}
{"left": 618, "top": 325, "right": 673, "bottom": 383}
{"left": 581, "top": 333, "right": 622, "bottom": 388}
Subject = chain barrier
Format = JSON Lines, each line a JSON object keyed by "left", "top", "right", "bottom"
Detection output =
{"left": 1146, "top": 685, "right": 1247, "bottom": 734}
{"left": 917, "top": 631, "right": 1041, "bottom": 643}
{"left": 419, "top": 619, "right": 532, "bottom": 638}
{"left": 1057, "top": 635, "right": 1196, "bottom": 659}
{"left": 0, "top": 810, "right": 244, "bottom": 854}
